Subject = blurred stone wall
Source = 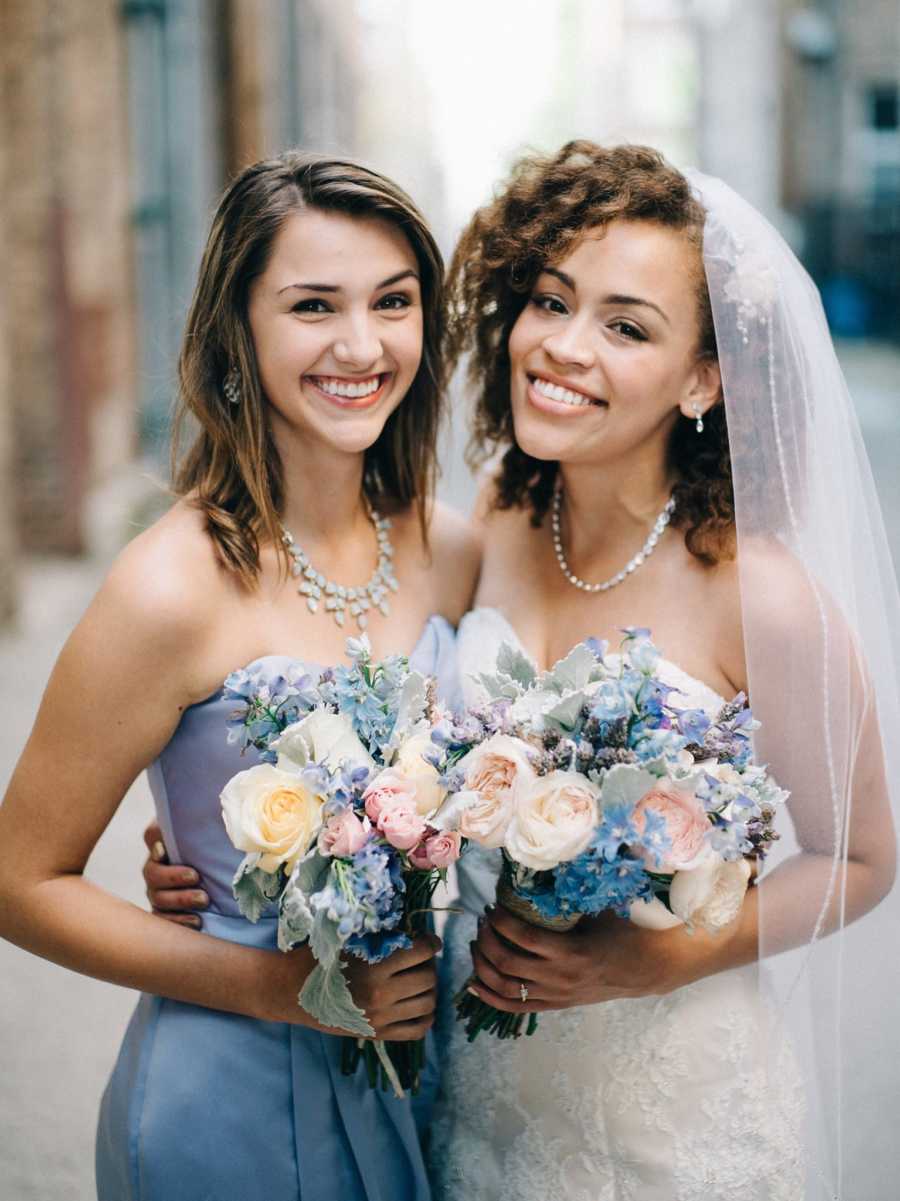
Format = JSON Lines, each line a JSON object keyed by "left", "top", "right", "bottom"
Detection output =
{"left": 1, "top": 0, "right": 137, "bottom": 560}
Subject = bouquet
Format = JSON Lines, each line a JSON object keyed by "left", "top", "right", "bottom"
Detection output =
{"left": 219, "top": 635, "right": 461, "bottom": 1095}
{"left": 430, "top": 629, "right": 787, "bottom": 1041}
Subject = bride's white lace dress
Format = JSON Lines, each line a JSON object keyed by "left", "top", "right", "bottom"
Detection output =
{"left": 429, "top": 608, "right": 805, "bottom": 1201}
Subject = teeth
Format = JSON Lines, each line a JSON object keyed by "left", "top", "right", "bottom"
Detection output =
{"left": 314, "top": 375, "right": 381, "bottom": 399}
{"left": 532, "top": 377, "right": 595, "bottom": 407}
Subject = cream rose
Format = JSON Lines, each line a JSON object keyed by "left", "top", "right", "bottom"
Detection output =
{"left": 221, "top": 763, "right": 325, "bottom": 873}
{"left": 274, "top": 708, "right": 374, "bottom": 774}
{"left": 504, "top": 770, "right": 599, "bottom": 871}
{"left": 393, "top": 730, "right": 446, "bottom": 817}
{"left": 669, "top": 857, "right": 753, "bottom": 932}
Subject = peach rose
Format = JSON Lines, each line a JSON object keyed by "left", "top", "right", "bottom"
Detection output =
{"left": 455, "top": 734, "right": 535, "bottom": 849}
{"left": 632, "top": 782, "right": 710, "bottom": 873}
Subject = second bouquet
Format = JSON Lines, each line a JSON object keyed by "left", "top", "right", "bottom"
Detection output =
{"left": 219, "top": 635, "right": 461, "bottom": 1096}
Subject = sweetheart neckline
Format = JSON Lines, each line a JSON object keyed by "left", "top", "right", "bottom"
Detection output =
{"left": 460, "top": 604, "right": 728, "bottom": 707}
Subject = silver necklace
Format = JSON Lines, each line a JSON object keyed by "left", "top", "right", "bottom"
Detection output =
{"left": 280, "top": 504, "right": 399, "bottom": 630}
{"left": 551, "top": 485, "right": 675, "bottom": 593}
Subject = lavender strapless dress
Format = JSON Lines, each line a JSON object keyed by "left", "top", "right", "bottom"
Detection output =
{"left": 96, "top": 616, "right": 459, "bottom": 1201}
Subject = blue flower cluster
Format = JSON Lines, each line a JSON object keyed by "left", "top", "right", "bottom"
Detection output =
{"left": 314, "top": 843, "right": 411, "bottom": 963}
{"left": 224, "top": 662, "right": 321, "bottom": 759}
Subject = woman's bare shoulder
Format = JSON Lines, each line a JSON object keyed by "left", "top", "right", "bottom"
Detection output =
{"left": 425, "top": 499, "right": 483, "bottom": 625}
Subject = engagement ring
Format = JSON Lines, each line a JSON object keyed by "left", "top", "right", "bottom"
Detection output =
{"left": 519, "top": 983, "right": 529, "bottom": 1003}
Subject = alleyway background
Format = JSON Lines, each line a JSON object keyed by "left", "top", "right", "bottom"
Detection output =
{"left": 2, "top": 1, "right": 899, "bottom": 1198}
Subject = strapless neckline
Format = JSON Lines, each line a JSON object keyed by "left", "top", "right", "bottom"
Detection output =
{"left": 460, "top": 605, "right": 727, "bottom": 710}
{"left": 202, "top": 612, "right": 452, "bottom": 707}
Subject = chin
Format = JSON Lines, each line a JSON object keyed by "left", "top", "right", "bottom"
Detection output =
{"left": 511, "top": 406, "right": 586, "bottom": 464}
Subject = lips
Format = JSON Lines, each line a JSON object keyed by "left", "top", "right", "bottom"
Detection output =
{"left": 305, "top": 372, "right": 390, "bottom": 409}
{"left": 526, "top": 373, "right": 607, "bottom": 413}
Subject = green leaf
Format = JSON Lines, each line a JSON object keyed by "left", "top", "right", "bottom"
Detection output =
{"left": 299, "top": 962, "right": 375, "bottom": 1037}
{"left": 541, "top": 643, "right": 599, "bottom": 693}
{"left": 474, "top": 671, "right": 522, "bottom": 700}
{"left": 278, "top": 851, "right": 331, "bottom": 951}
{"left": 232, "top": 856, "right": 281, "bottom": 923}
{"left": 309, "top": 904, "right": 343, "bottom": 971}
{"left": 496, "top": 641, "right": 537, "bottom": 687}
{"left": 545, "top": 690, "right": 588, "bottom": 730}
{"left": 599, "top": 763, "right": 659, "bottom": 809}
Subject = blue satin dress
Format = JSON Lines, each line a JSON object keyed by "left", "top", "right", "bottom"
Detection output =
{"left": 96, "top": 616, "right": 458, "bottom": 1201}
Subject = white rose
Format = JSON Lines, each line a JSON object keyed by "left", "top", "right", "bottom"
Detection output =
{"left": 273, "top": 708, "right": 374, "bottom": 773}
{"left": 669, "top": 857, "right": 752, "bottom": 932}
{"left": 221, "top": 763, "right": 325, "bottom": 873}
{"left": 628, "top": 895, "right": 684, "bottom": 930}
{"left": 504, "top": 770, "right": 598, "bottom": 871}
{"left": 393, "top": 729, "right": 446, "bottom": 818}
{"left": 455, "top": 734, "right": 536, "bottom": 848}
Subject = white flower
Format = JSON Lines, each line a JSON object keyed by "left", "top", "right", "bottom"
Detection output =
{"left": 221, "top": 763, "right": 325, "bottom": 873}
{"left": 273, "top": 708, "right": 374, "bottom": 773}
{"left": 669, "top": 856, "right": 752, "bottom": 932}
{"left": 504, "top": 770, "right": 599, "bottom": 871}
{"left": 454, "top": 734, "right": 536, "bottom": 848}
{"left": 392, "top": 729, "right": 446, "bottom": 817}
{"left": 628, "top": 895, "right": 684, "bottom": 930}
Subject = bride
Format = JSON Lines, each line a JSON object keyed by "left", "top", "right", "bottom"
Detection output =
{"left": 427, "top": 142, "right": 899, "bottom": 1200}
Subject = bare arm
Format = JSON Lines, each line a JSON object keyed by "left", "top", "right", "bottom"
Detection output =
{"left": 0, "top": 536, "right": 436, "bottom": 1038}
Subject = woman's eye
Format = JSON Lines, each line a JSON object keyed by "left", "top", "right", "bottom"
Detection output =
{"left": 292, "top": 299, "right": 331, "bottom": 315}
{"left": 610, "top": 319, "right": 647, "bottom": 342}
{"left": 531, "top": 294, "right": 568, "bottom": 315}
{"left": 376, "top": 293, "right": 412, "bottom": 311}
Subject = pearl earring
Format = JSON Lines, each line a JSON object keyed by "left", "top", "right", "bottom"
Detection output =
{"left": 692, "top": 403, "right": 704, "bottom": 434}
{"left": 223, "top": 366, "right": 241, "bottom": 406}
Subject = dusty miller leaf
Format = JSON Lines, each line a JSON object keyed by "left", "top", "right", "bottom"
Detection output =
{"left": 298, "top": 962, "right": 375, "bottom": 1037}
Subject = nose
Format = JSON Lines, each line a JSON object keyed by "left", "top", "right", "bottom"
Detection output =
{"left": 333, "top": 311, "right": 383, "bottom": 371}
{"left": 542, "top": 317, "right": 595, "bottom": 370}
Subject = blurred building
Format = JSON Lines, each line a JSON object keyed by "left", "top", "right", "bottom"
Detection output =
{"left": 0, "top": 0, "right": 362, "bottom": 629}
{"left": 781, "top": 0, "right": 900, "bottom": 339}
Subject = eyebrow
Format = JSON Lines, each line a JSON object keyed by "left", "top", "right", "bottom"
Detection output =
{"left": 540, "top": 268, "right": 670, "bottom": 326}
{"left": 277, "top": 269, "right": 419, "bottom": 295}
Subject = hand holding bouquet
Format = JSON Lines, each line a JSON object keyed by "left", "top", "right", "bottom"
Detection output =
{"left": 430, "top": 630, "right": 786, "bottom": 1040}
{"left": 219, "top": 636, "right": 462, "bottom": 1094}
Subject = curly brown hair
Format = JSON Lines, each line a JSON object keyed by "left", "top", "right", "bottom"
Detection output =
{"left": 173, "top": 151, "right": 445, "bottom": 586}
{"left": 446, "top": 140, "right": 734, "bottom": 564}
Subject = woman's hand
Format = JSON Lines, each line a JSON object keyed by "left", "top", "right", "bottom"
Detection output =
{"left": 259, "top": 932, "right": 441, "bottom": 1037}
{"left": 142, "top": 822, "right": 208, "bottom": 929}
{"left": 467, "top": 903, "right": 728, "bottom": 1014}
{"left": 344, "top": 933, "right": 441, "bottom": 1040}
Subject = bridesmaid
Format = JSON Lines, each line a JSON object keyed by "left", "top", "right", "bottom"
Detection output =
{"left": 0, "top": 151, "right": 478, "bottom": 1201}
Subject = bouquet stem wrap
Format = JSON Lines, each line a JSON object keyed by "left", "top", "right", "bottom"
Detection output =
{"left": 455, "top": 854, "right": 580, "bottom": 1041}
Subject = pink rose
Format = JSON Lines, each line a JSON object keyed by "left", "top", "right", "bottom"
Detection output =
{"left": 377, "top": 801, "right": 428, "bottom": 851}
{"left": 318, "top": 808, "right": 371, "bottom": 857}
{"left": 408, "top": 830, "right": 462, "bottom": 870}
{"left": 363, "top": 768, "right": 417, "bottom": 823}
{"left": 632, "top": 782, "right": 709, "bottom": 873}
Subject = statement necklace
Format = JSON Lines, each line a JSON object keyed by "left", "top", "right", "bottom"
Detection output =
{"left": 281, "top": 504, "right": 399, "bottom": 630}
{"left": 551, "top": 485, "right": 676, "bottom": 593}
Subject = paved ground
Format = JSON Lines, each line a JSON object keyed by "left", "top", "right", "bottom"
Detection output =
{"left": 0, "top": 341, "right": 898, "bottom": 1199}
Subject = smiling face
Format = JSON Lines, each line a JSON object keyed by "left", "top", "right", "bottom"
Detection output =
{"left": 508, "top": 218, "right": 720, "bottom": 471}
{"left": 247, "top": 207, "right": 423, "bottom": 458}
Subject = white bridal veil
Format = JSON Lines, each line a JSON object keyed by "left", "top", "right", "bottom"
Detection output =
{"left": 691, "top": 171, "right": 900, "bottom": 1199}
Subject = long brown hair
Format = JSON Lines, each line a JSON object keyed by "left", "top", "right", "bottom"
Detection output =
{"left": 173, "top": 151, "right": 445, "bottom": 585}
{"left": 446, "top": 140, "right": 733, "bottom": 564}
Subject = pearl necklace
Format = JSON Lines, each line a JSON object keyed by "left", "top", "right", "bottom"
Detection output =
{"left": 551, "top": 485, "right": 675, "bottom": 593}
{"left": 281, "top": 505, "right": 399, "bottom": 629}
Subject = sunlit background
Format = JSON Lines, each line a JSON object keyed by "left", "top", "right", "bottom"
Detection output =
{"left": 1, "top": 1, "right": 899, "bottom": 1197}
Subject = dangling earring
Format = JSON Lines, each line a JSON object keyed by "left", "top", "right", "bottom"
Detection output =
{"left": 223, "top": 365, "right": 241, "bottom": 406}
{"left": 692, "top": 403, "right": 704, "bottom": 434}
